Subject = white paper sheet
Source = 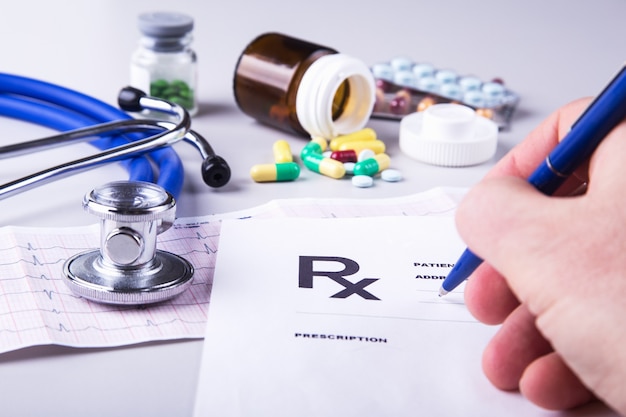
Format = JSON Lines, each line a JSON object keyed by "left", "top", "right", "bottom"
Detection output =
{"left": 193, "top": 216, "right": 617, "bottom": 417}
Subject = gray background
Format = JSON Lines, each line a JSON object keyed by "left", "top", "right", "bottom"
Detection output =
{"left": 0, "top": 0, "right": 624, "bottom": 415}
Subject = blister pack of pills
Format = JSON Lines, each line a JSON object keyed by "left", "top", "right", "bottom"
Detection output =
{"left": 370, "top": 57, "right": 520, "bottom": 129}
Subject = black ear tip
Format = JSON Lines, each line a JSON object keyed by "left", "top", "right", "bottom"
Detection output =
{"left": 201, "top": 155, "right": 231, "bottom": 188}
{"left": 118, "top": 87, "right": 146, "bottom": 112}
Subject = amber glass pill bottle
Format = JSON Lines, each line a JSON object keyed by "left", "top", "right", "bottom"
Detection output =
{"left": 233, "top": 33, "right": 375, "bottom": 139}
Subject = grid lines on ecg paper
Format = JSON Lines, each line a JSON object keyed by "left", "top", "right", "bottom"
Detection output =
{"left": 0, "top": 220, "right": 223, "bottom": 353}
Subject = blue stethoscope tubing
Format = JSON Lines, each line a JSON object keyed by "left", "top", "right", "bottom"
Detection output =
{"left": 0, "top": 72, "right": 184, "bottom": 198}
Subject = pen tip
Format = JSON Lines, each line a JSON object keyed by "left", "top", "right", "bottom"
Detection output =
{"left": 438, "top": 287, "right": 449, "bottom": 297}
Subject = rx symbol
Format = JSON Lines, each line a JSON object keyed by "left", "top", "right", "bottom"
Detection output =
{"left": 298, "top": 256, "right": 380, "bottom": 300}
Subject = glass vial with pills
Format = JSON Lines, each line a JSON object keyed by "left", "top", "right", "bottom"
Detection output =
{"left": 233, "top": 33, "right": 375, "bottom": 139}
{"left": 130, "top": 11, "right": 198, "bottom": 115}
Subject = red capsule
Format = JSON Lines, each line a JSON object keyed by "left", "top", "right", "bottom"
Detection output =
{"left": 330, "top": 149, "right": 358, "bottom": 163}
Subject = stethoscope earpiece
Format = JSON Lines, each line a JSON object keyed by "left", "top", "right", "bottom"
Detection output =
{"left": 117, "top": 86, "right": 147, "bottom": 112}
{"left": 202, "top": 155, "right": 231, "bottom": 188}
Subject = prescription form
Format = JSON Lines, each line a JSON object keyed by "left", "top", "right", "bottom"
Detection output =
{"left": 193, "top": 215, "right": 618, "bottom": 417}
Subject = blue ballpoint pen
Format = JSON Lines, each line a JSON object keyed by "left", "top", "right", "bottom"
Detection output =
{"left": 439, "top": 65, "right": 626, "bottom": 296}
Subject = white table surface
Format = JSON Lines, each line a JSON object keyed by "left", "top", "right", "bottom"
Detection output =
{"left": 1, "top": 0, "right": 625, "bottom": 415}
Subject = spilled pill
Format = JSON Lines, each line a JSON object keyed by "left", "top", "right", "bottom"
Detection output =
{"left": 381, "top": 169, "right": 403, "bottom": 182}
{"left": 337, "top": 139, "right": 386, "bottom": 155}
{"left": 302, "top": 152, "right": 345, "bottom": 179}
{"left": 250, "top": 162, "right": 300, "bottom": 182}
{"left": 353, "top": 154, "right": 391, "bottom": 177}
{"left": 352, "top": 175, "right": 374, "bottom": 188}
{"left": 329, "top": 128, "right": 377, "bottom": 151}
{"left": 330, "top": 149, "right": 358, "bottom": 163}
{"left": 300, "top": 137, "right": 327, "bottom": 158}
{"left": 272, "top": 140, "right": 293, "bottom": 163}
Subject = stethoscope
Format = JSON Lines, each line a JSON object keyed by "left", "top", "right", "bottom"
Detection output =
{"left": 0, "top": 73, "right": 231, "bottom": 305}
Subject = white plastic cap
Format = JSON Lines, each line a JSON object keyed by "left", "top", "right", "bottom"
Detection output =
{"left": 296, "top": 53, "right": 375, "bottom": 139}
{"left": 399, "top": 103, "right": 498, "bottom": 167}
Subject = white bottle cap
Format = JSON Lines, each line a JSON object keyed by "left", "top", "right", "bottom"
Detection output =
{"left": 399, "top": 103, "right": 498, "bottom": 167}
{"left": 296, "top": 54, "right": 376, "bottom": 139}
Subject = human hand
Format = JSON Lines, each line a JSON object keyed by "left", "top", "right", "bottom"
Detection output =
{"left": 457, "top": 98, "right": 626, "bottom": 414}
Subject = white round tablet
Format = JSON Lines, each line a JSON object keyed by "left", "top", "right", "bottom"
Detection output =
{"left": 381, "top": 169, "right": 403, "bottom": 182}
{"left": 352, "top": 175, "right": 374, "bottom": 188}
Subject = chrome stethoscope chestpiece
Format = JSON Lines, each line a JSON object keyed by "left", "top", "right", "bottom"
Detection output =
{"left": 63, "top": 180, "right": 194, "bottom": 305}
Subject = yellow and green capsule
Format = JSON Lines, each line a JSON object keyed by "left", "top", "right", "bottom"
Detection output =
{"left": 353, "top": 154, "right": 391, "bottom": 176}
{"left": 302, "top": 152, "right": 345, "bottom": 179}
{"left": 250, "top": 162, "right": 300, "bottom": 182}
{"left": 300, "top": 137, "right": 327, "bottom": 159}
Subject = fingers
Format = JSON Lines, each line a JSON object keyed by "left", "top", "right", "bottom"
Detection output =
{"left": 456, "top": 108, "right": 626, "bottom": 414}
{"left": 463, "top": 262, "right": 519, "bottom": 325}
{"left": 585, "top": 121, "right": 626, "bottom": 199}
{"left": 520, "top": 352, "right": 595, "bottom": 410}
{"left": 481, "top": 304, "right": 552, "bottom": 390}
{"left": 456, "top": 96, "right": 626, "bottom": 414}
{"left": 483, "top": 306, "right": 595, "bottom": 410}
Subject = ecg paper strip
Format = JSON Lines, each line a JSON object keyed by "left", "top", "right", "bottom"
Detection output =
{"left": 0, "top": 187, "right": 463, "bottom": 354}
